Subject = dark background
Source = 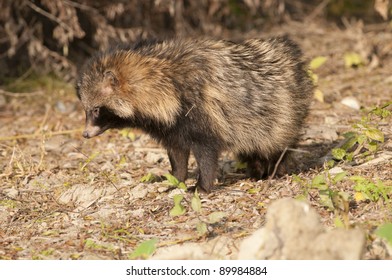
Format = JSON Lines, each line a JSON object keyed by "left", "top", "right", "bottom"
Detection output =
{"left": 0, "top": 0, "right": 389, "bottom": 82}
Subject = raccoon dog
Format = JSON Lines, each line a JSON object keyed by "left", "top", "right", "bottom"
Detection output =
{"left": 76, "top": 36, "right": 313, "bottom": 192}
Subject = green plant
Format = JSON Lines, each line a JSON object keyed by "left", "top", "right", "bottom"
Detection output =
{"left": 310, "top": 171, "right": 349, "bottom": 211}
{"left": 140, "top": 172, "right": 161, "bottom": 183}
{"left": 162, "top": 173, "right": 227, "bottom": 235}
{"left": 84, "top": 238, "right": 115, "bottom": 252}
{"left": 344, "top": 52, "right": 364, "bottom": 68}
{"left": 332, "top": 102, "right": 391, "bottom": 162}
{"left": 170, "top": 193, "right": 187, "bottom": 217}
{"left": 295, "top": 166, "right": 392, "bottom": 230}
{"left": 294, "top": 171, "right": 351, "bottom": 228}
{"left": 376, "top": 223, "right": 392, "bottom": 246}
{"left": 39, "top": 248, "right": 55, "bottom": 256}
{"left": 128, "top": 238, "right": 158, "bottom": 260}
{"left": 350, "top": 176, "right": 392, "bottom": 202}
{"left": 294, "top": 171, "right": 347, "bottom": 207}
{"left": 164, "top": 173, "right": 187, "bottom": 191}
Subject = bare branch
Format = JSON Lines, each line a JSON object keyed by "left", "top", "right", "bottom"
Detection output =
{"left": 26, "top": 0, "right": 73, "bottom": 34}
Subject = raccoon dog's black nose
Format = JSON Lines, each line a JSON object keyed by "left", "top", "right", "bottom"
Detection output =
{"left": 82, "top": 131, "right": 90, "bottom": 138}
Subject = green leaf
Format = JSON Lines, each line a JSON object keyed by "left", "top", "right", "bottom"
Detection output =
{"left": 196, "top": 222, "right": 208, "bottom": 236}
{"left": 208, "top": 211, "right": 227, "bottom": 224}
{"left": 365, "top": 128, "right": 384, "bottom": 142}
{"left": 355, "top": 134, "right": 366, "bottom": 145}
{"left": 312, "top": 174, "right": 326, "bottom": 189}
{"left": 343, "top": 131, "right": 357, "bottom": 139}
{"left": 140, "top": 172, "right": 156, "bottom": 183}
{"left": 292, "top": 174, "right": 305, "bottom": 184}
{"left": 376, "top": 180, "right": 391, "bottom": 201}
{"left": 129, "top": 238, "right": 158, "bottom": 259}
{"left": 170, "top": 195, "right": 186, "bottom": 216}
{"left": 334, "top": 216, "right": 345, "bottom": 228}
{"left": 164, "top": 173, "right": 180, "bottom": 186}
{"left": 341, "top": 136, "right": 358, "bottom": 150}
{"left": 332, "top": 172, "right": 347, "bottom": 184}
{"left": 247, "top": 188, "right": 261, "bottom": 194}
{"left": 337, "top": 190, "right": 350, "bottom": 201}
{"left": 349, "top": 175, "right": 366, "bottom": 182}
{"left": 332, "top": 148, "right": 346, "bottom": 160}
{"left": 309, "top": 56, "right": 328, "bottom": 70}
{"left": 380, "top": 109, "right": 391, "bottom": 118}
{"left": 84, "top": 239, "right": 98, "bottom": 249}
{"left": 295, "top": 194, "right": 307, "bottom": 201}
{"left": 178, "top": 182, "right": 187, "bottom": 191}
{"left": 367, "top": 141, "right": 379, "bottom": 152}
{"left": 191, "top": 190, "right": 202, "bottom": 213}
{"left": 371, "top": 107, "right": 391, "bottom": 119}
{"left": 326, "top": 159, "right": 335, "bottom": 168}
{"left": 350, "top": 176, "right": 388, "bottom": 202}
{"left": 344, "top": 52, "right": 364, "bottom": 68}
{"left": 319, "top": 190, "right": 334, "bottom": 210}
{"left": 345, "top": 152, "right": 354, "bottom": 161}
{"left": 376, "top": 223, "right": 392, "bottom": 246}
{"left": 164, "top": 174, "right": 187, "bottom": 190}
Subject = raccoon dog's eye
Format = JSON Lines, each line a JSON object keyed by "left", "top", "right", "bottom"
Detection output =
{"left": 92, "top": 107, "right": 100, "bottom": 118}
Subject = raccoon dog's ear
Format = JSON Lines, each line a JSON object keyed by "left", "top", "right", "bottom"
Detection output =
{"left": 104, "top": 70, "right": 119, "bottom": 88}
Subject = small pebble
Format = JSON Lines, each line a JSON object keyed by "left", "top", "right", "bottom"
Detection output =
{"left": 341, "top": 96, "right": 360, "bottom": 110}
{"left": 328, "top": 166, "right": 344, "bottom": 175}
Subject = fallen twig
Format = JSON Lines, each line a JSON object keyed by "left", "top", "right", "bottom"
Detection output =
{"left": 0, "top": 88, "right": 44, "bottom": 97}
{"left": 0, "top": 129, "right": 82, "bottom": 141}
{"left": 305, "top": 0, "right": 331, "bottom": 22}
{"left": 270, "top": 147, "right": 288, "bottom": 179}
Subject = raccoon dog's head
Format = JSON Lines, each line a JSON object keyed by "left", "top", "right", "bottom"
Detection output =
{"left": 76, "top": 53, "right": 137, "bottom": 139}
{"left": 76, "top": 50, "right": 181, "bottom": 138}
{"left": 77, "top": 71, "right": 119, "bottom": 138}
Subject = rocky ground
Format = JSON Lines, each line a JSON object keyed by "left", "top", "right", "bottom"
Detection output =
{"left": 0, "top": 21, "right": 391, "bottom": 260}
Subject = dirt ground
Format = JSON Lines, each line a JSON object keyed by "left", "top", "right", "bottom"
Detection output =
{"left": 0, "top": 21, "right": 391, "bottom": 260}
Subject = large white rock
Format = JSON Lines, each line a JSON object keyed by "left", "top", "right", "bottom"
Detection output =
{"left": 238, "top": 198, "right": 365, "bottom": 259}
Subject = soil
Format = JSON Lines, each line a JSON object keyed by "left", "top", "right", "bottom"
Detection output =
{"left": 0, "top": 21, "right": 391, "bottom": 260}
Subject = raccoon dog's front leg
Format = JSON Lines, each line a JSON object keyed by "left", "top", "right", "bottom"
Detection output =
{"left": 192, "top": 144, "right": 219, "bottom": 192}
{"left": 167, "top": 147, "right": 190, "bottom": 183}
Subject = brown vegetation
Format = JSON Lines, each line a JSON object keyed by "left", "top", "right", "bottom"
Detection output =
{"left": 0, "top": 0, "right": 389, "bottom": 81}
